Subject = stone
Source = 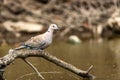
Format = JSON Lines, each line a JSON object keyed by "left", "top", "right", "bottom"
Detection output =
{"left": 68, "top": 35, "right": 81, "bottom": 44}
{"left": 3, "top": 21, "right": 43, "bottom": 32}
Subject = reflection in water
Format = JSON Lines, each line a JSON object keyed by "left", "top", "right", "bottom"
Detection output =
{"left": 0, "top": 39, "right": 120, "bottom": 80}
{"left": 109, "top": 39, "right": 120, "bottom": 80}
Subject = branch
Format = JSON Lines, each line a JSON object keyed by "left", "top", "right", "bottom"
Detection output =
{"left": 22, "top": 58, "right": 44, "bottom": 79}
{"left": 0, "top": 49, "right": 95, "bottom": 80}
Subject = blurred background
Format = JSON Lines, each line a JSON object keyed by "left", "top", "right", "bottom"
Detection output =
{"left": 1, "top": 0, "right": 120, "bottom": 80}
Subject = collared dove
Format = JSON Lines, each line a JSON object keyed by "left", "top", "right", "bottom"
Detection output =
{"left": 14, "top": 24, "right": 59, "bottom": 79}
{"left": 15, "top": 24, "right": 59, "bottom": 50}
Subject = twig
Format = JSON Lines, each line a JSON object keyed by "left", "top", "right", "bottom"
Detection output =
{"left": 87, "top": 65, "right": 93, "bottom": 73}
{"left": 22, "top": 58, "right": 44, "bottom": 79}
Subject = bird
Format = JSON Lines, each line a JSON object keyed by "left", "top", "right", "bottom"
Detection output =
{"left": 15, "top": 24, "right": 59, "bottom": 50}
{"left": 14, "top": 24, "right": 59, "bottom": 79}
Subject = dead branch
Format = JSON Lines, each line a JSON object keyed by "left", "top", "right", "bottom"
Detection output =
{"left": 22, "top": 58, "right": 45, "bottom": 79}
{"left": 0, "top": 49, "right": 95, "bottom": 80}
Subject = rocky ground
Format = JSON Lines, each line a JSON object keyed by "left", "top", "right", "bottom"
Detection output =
{"left": 0, "top": 0, "right": 120, "bottom": 45}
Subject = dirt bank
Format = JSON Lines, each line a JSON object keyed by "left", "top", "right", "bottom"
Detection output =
{"left": 0, "top": 0, "right": 120, "bottom": 44}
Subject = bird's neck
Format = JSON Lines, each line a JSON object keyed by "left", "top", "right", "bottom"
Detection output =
{"left": 47, "top": 28, "right": 54, "bottom": 33}
{"left": 44, "top": 28, "right": 54, "bottom": 37}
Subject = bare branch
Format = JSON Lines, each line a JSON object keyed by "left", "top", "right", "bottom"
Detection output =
{"left": 0, "top": 49, "right": 95, "bottom": 79}
{"left": 22, "top": 59, "right": 44, "bottom": 79}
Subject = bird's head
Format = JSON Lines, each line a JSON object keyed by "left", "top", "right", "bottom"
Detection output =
{"left": 49, "top": 24, "right": 59, "bottom": 30}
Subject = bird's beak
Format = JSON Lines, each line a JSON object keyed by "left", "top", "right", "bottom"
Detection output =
{"left": 56, "top": 26, "right": 59, "bottom": 30}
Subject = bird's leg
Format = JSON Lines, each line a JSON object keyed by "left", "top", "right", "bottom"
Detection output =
{"left": 22, "top": 58, "right": 45, "bottom": 79}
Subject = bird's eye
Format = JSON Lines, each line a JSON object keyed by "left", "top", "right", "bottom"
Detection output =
{"left": 53, "top": 26, "right": 55, "bottom": 27}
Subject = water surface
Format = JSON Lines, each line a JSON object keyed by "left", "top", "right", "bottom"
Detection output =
{"left": 0, "top": 39, "right": 120, "bottom": 80}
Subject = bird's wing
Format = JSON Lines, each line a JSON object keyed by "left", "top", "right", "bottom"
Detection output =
{"left": 24, "top": 35, "right": 46, "bottom": 48}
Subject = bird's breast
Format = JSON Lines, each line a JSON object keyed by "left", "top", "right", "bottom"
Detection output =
{"left": 45, "top": 37, "right": 52, "bottom": 44}
{"left": 44, "top": 33, "right": 53, "bottom": 43}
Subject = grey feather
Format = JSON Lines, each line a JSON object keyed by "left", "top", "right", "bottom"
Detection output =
{"left": 14, "top": 24, "right": 59, "bottom": 50}
{"left": 15, "top": 45, "right": 27, "bottom": 50}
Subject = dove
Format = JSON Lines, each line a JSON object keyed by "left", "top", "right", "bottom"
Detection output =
{"left": 15, "top": 24, "right": 59, "bottom": 50}
{"left": 14, "top": 24, "right": 59, "bottom": 79}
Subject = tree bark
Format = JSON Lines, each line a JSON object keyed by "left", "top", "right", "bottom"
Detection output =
{"left": 0, "top": 49, "right": 95, "bottom": 80}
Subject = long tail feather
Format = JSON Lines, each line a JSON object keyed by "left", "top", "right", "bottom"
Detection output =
{"left": 14, "top": 46, "right": 26, "bottom": 50}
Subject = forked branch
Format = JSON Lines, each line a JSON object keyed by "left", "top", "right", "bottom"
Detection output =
{"left": 0, "top": 49, "right": 95, "bottom": 80}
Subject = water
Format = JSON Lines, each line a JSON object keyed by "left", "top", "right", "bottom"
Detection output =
{"left": 0, "top": 39, "right": 120, "bottom": 80}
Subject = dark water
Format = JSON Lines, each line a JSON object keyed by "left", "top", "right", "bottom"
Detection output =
{"left": 0, "top": 39, "right": 120, "bottom": 80}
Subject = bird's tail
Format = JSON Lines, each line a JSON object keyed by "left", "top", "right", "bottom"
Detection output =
{"left": 14, "top": 45, "right": 26, "bottom": 50}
